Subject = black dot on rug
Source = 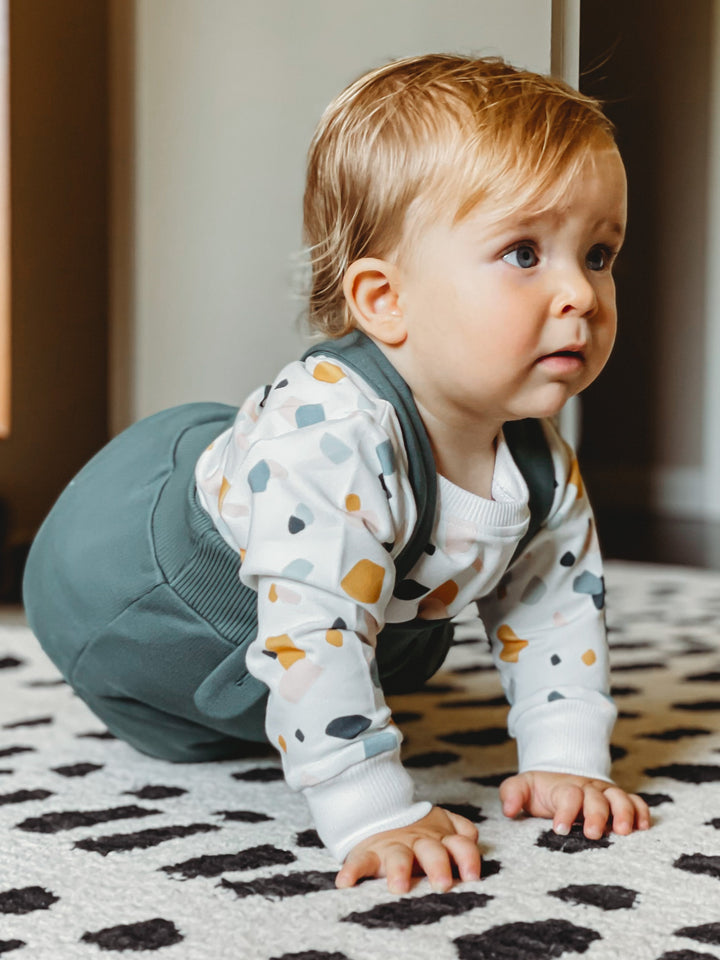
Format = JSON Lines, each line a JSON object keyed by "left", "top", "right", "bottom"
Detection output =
{"left": 645, "top": 764, "right": 720, "bottom": 783}
{"left": 637, "top": 792, "right": 674, "bottom": 807}
{"left": 441, "top": 802, "right": 486, "bottom": 823}
{"left": 535, "top": 824, "right": 612, "bottom": 853}
{"left": 231, "top": 767, "right": 284, "bottom": 782}
{"left": 549, "top": 883, "right": 638, "bottom": 910}
{"left": 0, "top": 940, "right": 24, "bottom": 954}
{"left": 439, "top": 727, "right": 510, "bottom": 747}
{"left": 161, "top": 844, "right": 296, "bottom": 879}
{"left": 673, "top": 854, "right": 720, "bottom": 879}
{"left": 215, "top": 809, "right": 273, "bottom": 823}
{"left": 657, "top": 950, "right": 720, "bottom": 960}
{"left": 81, "top": 918, "right": 183, "bottom": 951}
{"left": 124, "top": 785, "right": 187, "bottom": 800}
{"left": 0, "top": 886, "right": 59, "bottom": 914}
{"left": 51, "top": 762, "right": 104, "bottom": 778}
{"left": 405, "top": 750, "right": 461, "bottom": 768}
{"left": 454, "top": 918, "right": 601, "bottom": 959}
{"left": 222, "top": 870, "right": 337, "bottom": 899}
{"left": 295, "top": 829, "right": 323, "bottom": 848}
{"left": 674, "top": 923, "right": 720, "bottom": 946}
{"left": 269, "top": 952, "right": 351, "bottom": 960}
{"left": 342, "top": 891, "right": 491, "bottom": 930}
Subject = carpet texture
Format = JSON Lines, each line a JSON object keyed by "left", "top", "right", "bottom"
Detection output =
{"left": 1, "top": 560, "right": 719, "bottom": 960}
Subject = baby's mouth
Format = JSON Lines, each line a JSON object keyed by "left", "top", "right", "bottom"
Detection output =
{"left": 536, "top": 349, "right": 586, "bottom": 369}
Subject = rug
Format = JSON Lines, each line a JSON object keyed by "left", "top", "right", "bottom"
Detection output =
{"left": 1, "top": 560, "right": 719, "bottom": 960}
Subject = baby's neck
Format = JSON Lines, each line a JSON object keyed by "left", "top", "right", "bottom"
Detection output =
{"left": 415, "top": 400, "right": 500, "bottom": 498}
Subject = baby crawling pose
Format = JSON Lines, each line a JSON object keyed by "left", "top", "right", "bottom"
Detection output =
{"left": 23, "top": 53, "right": 650, "bottom": 895}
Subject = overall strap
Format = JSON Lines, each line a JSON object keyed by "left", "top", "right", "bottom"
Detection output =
{"left": 303, "top": 330, "right": 437, "bottom": 582}
{"left": 504, "top": 418, "right": 556, "bottom": 564}
{"left": 303, "top": 330, "right": 556, "bottom": 574}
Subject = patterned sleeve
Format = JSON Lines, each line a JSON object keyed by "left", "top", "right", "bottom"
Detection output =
{"left": 195, "top": 357, "right": 431, "bottom": 859}
{"left": 476, "top": 419, "right": 617, "bottom": 781}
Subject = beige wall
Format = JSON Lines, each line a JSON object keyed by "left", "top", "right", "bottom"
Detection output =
{"left": 0, "top": 0, "right": 109, "bottom": 544}
{"left": 116, "top": 0, "right": 558, "bottom": 427}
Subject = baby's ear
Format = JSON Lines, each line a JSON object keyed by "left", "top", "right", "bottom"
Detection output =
{"left": 343, "top": 258, "right": 407, "bottom": 346}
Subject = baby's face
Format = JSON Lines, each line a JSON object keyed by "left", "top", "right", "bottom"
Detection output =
{"left": 391, "top": 146, "right": 627, "bottom": 433}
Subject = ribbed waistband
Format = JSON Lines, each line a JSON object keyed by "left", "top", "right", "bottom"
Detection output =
{"left": 150, "top": 403, "right": 259, "bottom": 647}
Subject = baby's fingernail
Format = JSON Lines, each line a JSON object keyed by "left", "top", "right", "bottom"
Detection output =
{"left": 554, "top": 822, "right": 570, "bottom": 836}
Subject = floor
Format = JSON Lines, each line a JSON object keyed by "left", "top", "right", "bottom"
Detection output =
{"left": 595, "top": 508, "right": 720, "bottom": 571}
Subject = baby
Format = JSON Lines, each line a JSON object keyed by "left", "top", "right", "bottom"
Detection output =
{"left": 23, "top": 53, "right": 650, "bottom": 896}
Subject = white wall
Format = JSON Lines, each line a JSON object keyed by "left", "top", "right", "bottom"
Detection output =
{"left": 112, "top": 0, "right": 557, "bottom": 426}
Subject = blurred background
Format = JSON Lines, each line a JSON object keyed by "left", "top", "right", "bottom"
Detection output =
{"left": 0, "top": 0, "right": 718, "bottom": 603}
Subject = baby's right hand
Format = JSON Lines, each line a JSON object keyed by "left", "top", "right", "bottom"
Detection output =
{"left": 334, "top": 806, "right": 481, "bottom": 894}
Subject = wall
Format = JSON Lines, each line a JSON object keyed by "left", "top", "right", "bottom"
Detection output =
{"left": 115, "top": 0, "right": 558, "bottom": 427}
{"left": 580, "top": 0, "right": 715, "bottom": 519}
{"left": 0, "top": 0, "right": 109, "bottom": 547}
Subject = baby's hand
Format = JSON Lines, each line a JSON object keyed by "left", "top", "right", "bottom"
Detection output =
{"left": 335, "top": 806, "right": 481, "bottom": 894}
{"left": 500, "top": 771, "right": 651, "bottom": 839}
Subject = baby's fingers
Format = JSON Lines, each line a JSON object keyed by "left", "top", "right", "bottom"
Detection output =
{"left": 582, "top": 786, "right": 611, "bottom": 840}
{"left": 606, "top": 788, "right": 651, "bottom": 834}
{"left": 335, "top": 848, "right": 381, "bottom": 889}
{"left": 442, "top": 833, "right": 482, "bottom": 883}
{"left": 551, "top": 783, "right": 585, "bottom": 836}
{"left": 413, "top": 838, "right": 454, "bottom": 893}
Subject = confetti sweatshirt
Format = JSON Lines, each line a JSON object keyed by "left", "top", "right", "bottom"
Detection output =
{"left": 195, "top": 349, "right": 616, "bottom": 861}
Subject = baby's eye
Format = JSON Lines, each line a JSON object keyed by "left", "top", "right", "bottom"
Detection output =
{"left": 586, "top": 244, "right": 613, "bottom": 271}
{"left": 502, "top": 244, "right": 538, "bottom": 269}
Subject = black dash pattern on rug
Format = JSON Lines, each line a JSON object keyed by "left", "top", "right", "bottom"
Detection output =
{"left": 81, "top": 918, "right": 183, "bottom": 952}
{"left": 675, "top": 923, "right": 720, "bottom": 946}
{"left": 657, "top": 951, "right": 720, "bottom": 960}
{"left": 536, "top": 824, "right": 612, "bottom": 853}
{"left": 295, "top": 829, "right": 323, "bottom": 848}
{"left": 673, "top": 853, "right": 720, "bottom": 879}
{"left": 52, "top": 762, "right": 103, "bottom": 777}
{"left": 645, "top": 764, "right": 720, "bottom": 783}
{"left": 405, "top": 750, "right": 460, "bottom": 768}
{"left": 549, "top": 884, "right": 638, "bottom": 910}
{"left": 455, "top": 918, "right": 602, "bottom": 959}
{"left": 441, "top": 802, "right": 486, "bottom": 823}
{"left": 640, "top": 727, "right": 712, "bottom": 741}
{"left": 269, "top": 952, "right": 351, "bottom": 960}
{"left": 124, "top": 785, "right": 187, "bottom": 800}
{"left": 2, "top": 716, "right": 52, "bottom": 729}
{"left": 222, "top": 870, "right": 337, "bottom": 899}
{"left": 161, "top": 844, "right": 295, "bottom": 879}
{"left": 637, "top": 792, "right": 674, "bottom": 807}
{"left": 15, "top": 804, "right": 161, "bottom": 834}
{"left": 75, "top": 823, "right": 219, "bottom": 855}
{"left": 215, "top": 809, "right": 273, "bottom": 823}
{"left": 0, "top": 940, "right": 24, "bottom": 955}
{"left": 0, "top": 788, "right": 53, "bottom": 805}
{"left": 231, "top": 767, "right": 284, "bottom": 782}
{"left": 342, "top": 891, "right": 491, "bottom": 930}
{"left": 0, "top": 886, "right": 58, "bottom": 914}
{"left": 439, "top": 727, "right": 510, "bottom": 747}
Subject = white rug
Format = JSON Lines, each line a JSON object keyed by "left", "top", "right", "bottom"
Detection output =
{"left": 1, "top": 560, "right": 720, "bottom": 960}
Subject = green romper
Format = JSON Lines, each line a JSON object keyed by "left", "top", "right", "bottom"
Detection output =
{"left": 22, "top": 331, "right": 554, "bottom": 762}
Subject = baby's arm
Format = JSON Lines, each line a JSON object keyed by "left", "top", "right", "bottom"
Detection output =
{"left": 478, "top": 422, "right": 648, "bottom": 837}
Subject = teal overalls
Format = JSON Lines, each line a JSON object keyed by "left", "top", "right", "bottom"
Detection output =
{"left": 22, "top": 331, "right": 554, "bottom": 762}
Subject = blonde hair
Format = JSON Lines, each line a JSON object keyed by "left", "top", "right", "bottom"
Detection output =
{"left": 303, "top": 53, "right": 616, "bottom": 336}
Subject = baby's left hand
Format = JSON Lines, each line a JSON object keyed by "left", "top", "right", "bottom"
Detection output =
{"left": 499, "top": 771, "right": 651, "bottom": 839}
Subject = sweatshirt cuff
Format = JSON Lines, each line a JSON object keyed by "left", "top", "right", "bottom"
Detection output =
{"left": 302, "top": 748, "right": 432, "bottom": 861}
{"left": 511, "top": 696, "right": 617, "bottom": 781}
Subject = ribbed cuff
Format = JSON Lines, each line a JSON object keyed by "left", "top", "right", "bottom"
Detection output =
{"left": 511, "top": 697, "right": 617, "bottom": 781}
{"left": 302, "top": 749, "right": 432, "bottom": 861}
